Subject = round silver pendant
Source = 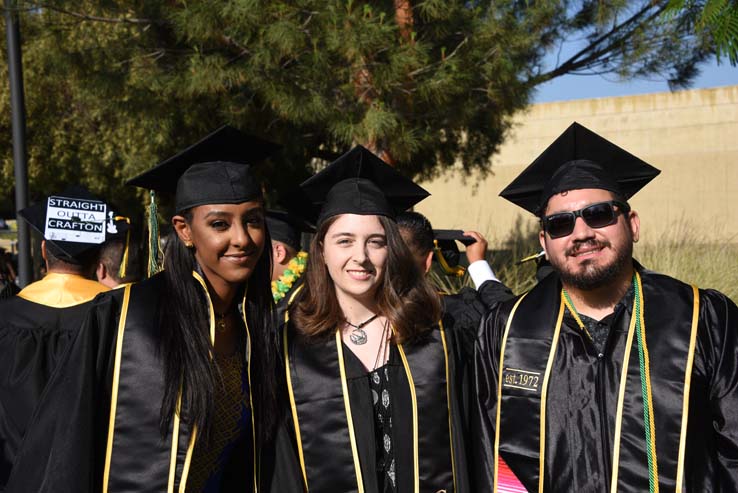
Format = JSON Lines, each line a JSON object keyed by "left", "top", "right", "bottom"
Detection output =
{"left": 349, "top": 328, "right": 368, "bottom": 345}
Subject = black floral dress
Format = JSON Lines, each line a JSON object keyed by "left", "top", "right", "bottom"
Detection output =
{"left": 369, "top": 364, "right": 396, "bottom": 493}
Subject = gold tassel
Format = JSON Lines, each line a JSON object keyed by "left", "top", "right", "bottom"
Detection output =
{"left": 114, "top": 216, "right": 131, "bottom": 278}
{"left": 433, "top": 239, "right": 466, "bottom": 277}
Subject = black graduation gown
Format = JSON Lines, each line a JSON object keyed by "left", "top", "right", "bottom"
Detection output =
{"left": 274, "top": 276, "right": 304, "bottom": 327}
{"left": 0, "top": 273, "right": 108, "bottom": 489}
{"left": 441, "top": 280, "right": 515, "bottom": 350}
{"left": 276, "top": 313, "right": 477, "bottom": 493}
{"left": 472, "top": 266, "right": 738, "bottom": 492}
{"left": 2, "top": 272, "right": 269, "bottom": 493}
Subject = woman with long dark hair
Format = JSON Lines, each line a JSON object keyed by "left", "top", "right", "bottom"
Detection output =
{"left": 277, "top": 146, "right": 476, "bottom": 493}
{"left": 3, "top": 127, "right": 282, "bottom": 493}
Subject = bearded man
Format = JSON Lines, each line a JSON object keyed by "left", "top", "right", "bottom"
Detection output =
{"left": 472, "top": 123, "right": 738, "bottom": 492}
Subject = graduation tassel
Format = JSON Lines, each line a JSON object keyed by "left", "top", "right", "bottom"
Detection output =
{"left": 433, "top": 239, "right": 465, "bottom": 277}
{"left": 147, "top": 190, "right": 160, "bottom": 277}
{"left": 114, "top": 215, "right": 131, "bottom": 279}
{"left": 516, "top": 250, "right": 545, "bottom": 265}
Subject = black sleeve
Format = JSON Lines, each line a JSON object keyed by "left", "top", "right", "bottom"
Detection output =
{"left": 260, "top": 414, "right": 306, "bottom": 493}
{"left": 469, "top": 301, "right": 511, "bottom": 491}
{"left": 476, "top": 280, "right": 516, "bottom": 311}
{"left": 3, "top": 291, "right": 121, "bottom": 493}
{"left": 443, "top": 280, "right": 514, "bottom": 365}
{"left": 259, "top": 323, "right": 306, "bottom": 493}
{"left": 697, "top": 289, "right": 738, "bottom": 490}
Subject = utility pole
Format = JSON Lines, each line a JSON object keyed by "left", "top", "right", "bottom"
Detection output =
{"left": 5, "top": 0, "right": 31, "bottom": 287}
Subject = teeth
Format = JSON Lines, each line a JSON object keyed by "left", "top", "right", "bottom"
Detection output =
{"left": 574, "top": 248, "right": 599, "bottom": 256}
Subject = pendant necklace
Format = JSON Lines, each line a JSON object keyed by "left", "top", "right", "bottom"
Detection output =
{"left": 346, "top": 313, "right": 378, "bottom": 345}
{"left": 371, "top": 320, "right": 390, "bottom": 370}
{"left": 214, "top": 312, "right": 227, "bottom": 333}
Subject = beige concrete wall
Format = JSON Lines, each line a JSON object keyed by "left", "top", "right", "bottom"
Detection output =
{"left": 417, "top": 85, "right": 738, "bottom": 246}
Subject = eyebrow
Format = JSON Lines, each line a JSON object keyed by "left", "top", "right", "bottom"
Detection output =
{"left": 203, "top": 207, "right": 264, "bottom": 219}
{"left": 329, "top": 232, "right": 386, "bottom": 239}
{"left": 204, "top": 210, "right": 230, "bottom": 219}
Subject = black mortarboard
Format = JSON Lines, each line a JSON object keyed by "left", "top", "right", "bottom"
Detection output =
{"left": 499, "top": 122, "right": 661, "bottom": 215}
{"left": 297, "top": 145, "right": 429, "bottom": 224}
{"left": 432, "top": 229, "right": 476, "bottom": 277}
{"left": 266, "top": 209, "right": 314, "bottom": 252}
{"left": 18, "top": 186, "right": 123, "bottom": 264}
{"left": 126, "top": 125, "right": 281, "bottom": 212}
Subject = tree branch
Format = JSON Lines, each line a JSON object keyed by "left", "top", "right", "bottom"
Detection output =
{"left": 531, "top": 3, "right": 668, "bottom": 84}
{"left": 407, "top": 36, "right": 468, "bottom": 77}
{"left": 22, "top": 2, "right": 159, "bottom": 25}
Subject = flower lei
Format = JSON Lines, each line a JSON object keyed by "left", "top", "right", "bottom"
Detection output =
{"left": 272, "top": 251, "right": 308, "bottom": 302}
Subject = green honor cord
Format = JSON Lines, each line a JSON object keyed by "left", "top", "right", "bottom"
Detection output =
{"left": 563, "top": 272, "right": 659, "bottom": 491}
{"left": 633, "top": 272, "right": 659, "bottom": 492}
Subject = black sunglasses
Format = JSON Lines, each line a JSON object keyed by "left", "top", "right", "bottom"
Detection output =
{"left": 542, "top": 200, "right": 630, "bottom": 239}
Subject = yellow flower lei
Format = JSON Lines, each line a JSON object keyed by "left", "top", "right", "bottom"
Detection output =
{"left": 272, "top": 251, "right": 308, "bottom": 302}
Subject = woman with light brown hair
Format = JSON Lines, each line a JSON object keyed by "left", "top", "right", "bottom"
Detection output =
{"left": 276, "top": 146, "right": 477, "bottom": 493}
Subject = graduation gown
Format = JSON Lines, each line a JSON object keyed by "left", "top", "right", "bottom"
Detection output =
{"left": 277, "top": 310, "right": 477, "bottom": 493}
{"left": 441, "top": 280, "right": 515, "bottom": 350}
{"left": 2, "top": 271, "right": 269, "bottom": 493}
{"left": 472, "top": 265, "right": 738, "bottom": 492}
{"left": 274, "top": 276, "right": 304, "bottom": 328}
{"left": 0, "top": 273, "right": 108, "bottom": 488}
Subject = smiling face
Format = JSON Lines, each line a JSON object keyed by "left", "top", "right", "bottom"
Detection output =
{"left": 173, "top": 201, "right": 266, "bottom": 292}
{"left": 322, "top": 214, "right": 388, "bottom": 305}
{"left": 539, "top": 188, "right": 639, "bottom": 290}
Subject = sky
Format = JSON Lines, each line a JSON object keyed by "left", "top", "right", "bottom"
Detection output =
{"left": 533, "top": 57, "right": 738, "bottom": 103}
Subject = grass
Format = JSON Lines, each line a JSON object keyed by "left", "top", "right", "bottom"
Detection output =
{"left": 634, "top": 226, "right": 738, "bottom": 301}
{"left": 429, "top": 218, "right": 738, "bottom": 303}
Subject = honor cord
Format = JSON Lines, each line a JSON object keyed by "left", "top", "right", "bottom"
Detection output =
{"left": 634, "top": 273, "right": 659, "bottom": 492}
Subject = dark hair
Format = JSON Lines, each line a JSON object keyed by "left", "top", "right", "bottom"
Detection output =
{"left": 44, "top": 241, "right": 98, "bottom": 278}
{"left": 98, "top": 238, "right": 143, "bottom": 284}
{"left": 291, "top": 214, "right": 441, "bottom": 343}
{"left": 159, "top": 208, "right": 278, "bottom": 441}
{"left": 396, "top": 211, "right": 434, "bottom": 255}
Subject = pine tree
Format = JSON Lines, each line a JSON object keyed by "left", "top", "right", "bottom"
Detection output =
{"left": 0, "top": 1, "right": 718, "bottom": 213}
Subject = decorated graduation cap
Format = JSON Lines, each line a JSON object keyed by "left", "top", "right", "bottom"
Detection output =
{"left": 266, "top": 209, "right": 314, "bottom": 252}
{"left": 298, "top": 145, "right": 429, "bottom": 225}
{"left": 127, "top": 125, "right": 281, "bottom": 212}
{"left": 18, "top": 186, "right": 127, "bottom": 264}
{"left": 433, "top": 229, "right": 476, "bottom": 277}
{"left": 499, "top": 122, "right": 661, "bottom": 215}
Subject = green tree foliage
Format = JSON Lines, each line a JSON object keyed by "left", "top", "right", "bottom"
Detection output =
{"left": 0, "top": 1, "right": 717, "bottom": 214}
{"left": 664, "top": 0, "right": 738, "bottom": 65}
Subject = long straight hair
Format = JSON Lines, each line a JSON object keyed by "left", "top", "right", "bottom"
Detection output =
{"left": 291, "top": 214, "right": 441, "bottom": 343}
{"left": 159, "top": 208, "right": 278, "bottom": 441}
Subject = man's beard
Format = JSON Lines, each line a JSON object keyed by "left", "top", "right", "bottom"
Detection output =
{"left": 552, "top": 238, "right": 633, "bottom": 291}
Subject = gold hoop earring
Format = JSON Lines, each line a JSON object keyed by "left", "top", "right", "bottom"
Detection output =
{"left": 184, "top": 241, "right": 193, "bottom": 248}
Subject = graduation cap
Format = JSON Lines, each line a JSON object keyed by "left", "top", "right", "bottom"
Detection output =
{"left": 126, "top": 125, "right": 281, "bottom": 275}
{"left": 297, "top": 145, "right": 429, "bottom": 225}
{"left": 266, "top": 209, "right": 314, "bottom": 252}
{"left": 499, "top": 122, "right": 661, "bottom": 215}
{"left": 127, "top": 125, "right": 282, "bottom": 212}
{"left": 433, "top": 229, "right": 476, "bottom": 277}
{"left": 18, "top": 186, "right": 126, "bottom": 265}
